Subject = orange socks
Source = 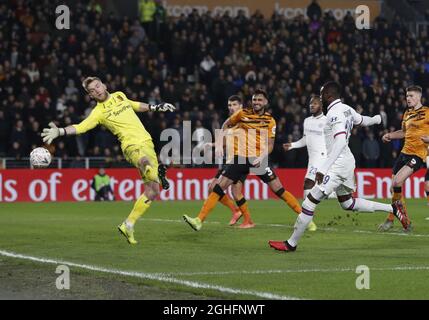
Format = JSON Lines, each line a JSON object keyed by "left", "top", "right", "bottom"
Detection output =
{"left": 276, "top": 188, "right": 301, "bottom": 214}
{"left": 219, "top": 194, "right": 238, "bottom": 213}
{"left": 237, "top": 199, "right": 252, "bottom": 223}
{"left": 388, "top": 187, "right": 403, "bottom": 221}
{"left": 198, "top": 192, "right": 221, "bottom": 222}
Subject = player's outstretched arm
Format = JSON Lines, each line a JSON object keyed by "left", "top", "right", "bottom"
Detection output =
{"left": 382, "top": 130, "right": 405, "bottom": 143}
{"left": 41, "top": 122, "right": 77, "bottom": 144}
{"left": 284, "top": 136, "right": 306, "bottom": 151}
{"left": 137, "top": 102, "right": 176, "bottom": 113}
{"left": 356, "top": 114, "right": 382, "bottom": 127}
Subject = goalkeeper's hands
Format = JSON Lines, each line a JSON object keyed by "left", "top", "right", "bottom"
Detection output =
{"left": 41, "top": 122, "right": 65, "bottom": 144}
{"left": 150, "top": 103, "right": 176, "bottom": 112}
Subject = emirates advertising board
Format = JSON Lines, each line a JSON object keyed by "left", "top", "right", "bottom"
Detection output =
{"left": 0, "top": 168, "right": 426, "bottom": 202}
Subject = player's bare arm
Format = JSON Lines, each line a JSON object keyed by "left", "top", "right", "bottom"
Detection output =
{"left": 382, "top": 130, "right": 405, "bottom": 143}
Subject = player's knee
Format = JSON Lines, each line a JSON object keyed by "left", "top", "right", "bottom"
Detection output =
{"left": 145, "top": 187, "right": 160, "bottom": 201}
{"left": 307, "top": 186, "right": 325, "bottom": 203}
{"left": 208, "top": 183, "right": 215, "bottom": 193}
{"left": 304, "top": 179, "right": 315, "bottom": 190}
{"left": 138, "top": 157, "right": 151, "bottom": 170}
{"left": 213, "top": 184, "right": 225, "bottom": 197}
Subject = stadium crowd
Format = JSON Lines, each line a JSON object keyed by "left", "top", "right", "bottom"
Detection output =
{"left": 1, "top": 0, "right": 429, "bottom": 168}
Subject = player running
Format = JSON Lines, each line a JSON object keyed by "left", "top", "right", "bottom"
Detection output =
{"left": 378, "top": 85, "right": 429, "bottom": 231}
{"left": 183, "top": 89, "right": 303, "bottom": 231}
{"left": 268, "top": 81, "right": 410, "bottom": 252}
{"left": 207, "top": 95, "right": 255, "bottom": 228}
{"left": 283, "top": 95, "right": 326, "bottom": 231}
{"left": 41, "top": 76, "right": 175, "bottom": 245}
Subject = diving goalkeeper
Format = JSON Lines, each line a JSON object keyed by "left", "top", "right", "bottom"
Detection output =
{"left": 41, "top": 76, "right": 175, "bottom": 245}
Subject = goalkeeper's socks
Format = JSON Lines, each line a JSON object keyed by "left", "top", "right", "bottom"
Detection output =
{"left": 219, "top": 194, "right": 238, "bottom": 213}
{"left": 127, "top": 194, "right": 151, "bottom": 226}
{"left": 198, "top": 185, "right": 224, "bottom": 222}
{"left": 276, "top": 188, "right": 302, "bottom": 214}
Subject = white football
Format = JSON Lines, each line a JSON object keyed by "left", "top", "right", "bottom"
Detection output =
{"left": 30, "top": 147, "right": 52, "bottom": 168}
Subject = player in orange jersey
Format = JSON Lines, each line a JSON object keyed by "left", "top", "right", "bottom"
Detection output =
{"left": 379, "top": 85, "right": 429, "bottom": 231}
{"left": 183, "top": 89, "right": 304, "bottom": 231}
{"left": 206, "top": 95, "right": 254, "bottom": 228}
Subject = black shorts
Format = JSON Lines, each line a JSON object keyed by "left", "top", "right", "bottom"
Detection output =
{"left": 392, "top": 153, "right": 424, "bottom": 175}
{"left": 214, "top": 166, "right": 246, "bottom": 184}
{"left": 222, "top": 156, "right": 277, "bottom": 184}
{"left": 425, "top": 169, "right": 429, "bottom": 181}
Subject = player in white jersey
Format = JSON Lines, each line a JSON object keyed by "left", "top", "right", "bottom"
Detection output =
{"left": 268, "top": 81, "right": 410, "bottom": 252}
{"left": 283, "top": 95, "right": 327, "bottom": 200}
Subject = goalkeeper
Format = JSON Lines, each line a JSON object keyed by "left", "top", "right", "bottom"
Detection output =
{"left": 41, "top": 76, "right": 175, "bottom": 245}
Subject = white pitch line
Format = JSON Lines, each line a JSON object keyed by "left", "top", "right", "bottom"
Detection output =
{"left": 161, "top": 265, "right": 429, "bottom": 277}
{"left": 142, "top": 218, "right": 429, "bottom": 238}
{"left": 0, "top": 249, "right": 299, "bottom": 300}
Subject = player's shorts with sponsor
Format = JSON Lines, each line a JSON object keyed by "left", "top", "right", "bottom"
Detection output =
{"left": 214, "top": 165, "right": 246, "bottom": 184}
{"left": 318, "top": 157, "right": 356, "bottom": 197}
{"left": 305, "top": 157, "right": 327, "bottom": 181}
{"left": 123, "top": 140, "right": 159, "bottom": 183}
{"left": 222, "top": 156, "right": 277, "bottom": 184}
{"left": 392, "top": 152, "right": 424, "bottom": 175}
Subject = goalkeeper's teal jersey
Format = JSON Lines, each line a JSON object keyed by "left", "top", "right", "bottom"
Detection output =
{"left": 73, "top": 92, "right": 152, "bottom": 150}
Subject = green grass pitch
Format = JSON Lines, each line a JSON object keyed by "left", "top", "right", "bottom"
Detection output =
{"left": 0, "top": 199, "right": 428, "bottom": 299}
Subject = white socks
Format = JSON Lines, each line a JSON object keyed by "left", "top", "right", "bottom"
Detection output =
{"left": 288, "top": 213, "right": 314, "bottom": 247}
{"left": 288, "top": 197, "right": 316, "bottom": 247}
{"left": 341, "top": 198, "right": 392, "bottom": 213}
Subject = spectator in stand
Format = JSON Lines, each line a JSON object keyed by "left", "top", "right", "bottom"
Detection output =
{"left": 363, "top": 131, "right": 380, "bottom": 168}
{"left": 1, "top": 1, "right": 428, "bottom": 169}
{"left": 307, "top": 0, "right": 322, "bottom": 21}
{"left": 91, "top": 168, "right": 115, "bottom": 201}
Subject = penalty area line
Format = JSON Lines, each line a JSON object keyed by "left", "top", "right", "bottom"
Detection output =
{"left": 0, "top": 249, "right": 299, "bottom": 300}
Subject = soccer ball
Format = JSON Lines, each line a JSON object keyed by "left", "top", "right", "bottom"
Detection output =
{"left": 30, "top": 147, "right": 52, "bottom": 168}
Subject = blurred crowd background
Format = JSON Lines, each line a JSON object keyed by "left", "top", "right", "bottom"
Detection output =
{"left": 1, "top": 0, "right": 428, "bottom": 168}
